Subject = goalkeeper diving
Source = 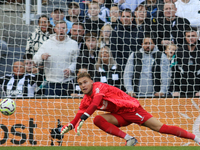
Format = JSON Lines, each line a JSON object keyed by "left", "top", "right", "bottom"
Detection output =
{"left": 61, "top": 72, "right": 200, "bottom": 146}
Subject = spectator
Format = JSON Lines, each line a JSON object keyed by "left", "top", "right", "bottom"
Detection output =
{"left": 23, "top": 54, "right": 45, "bottom": 95}
{"left": 110, "top": 8, "right": 143, "bottom": 69}
{"left": 50, "top": 8, "right": 72, "bottom": 34}
{"left": 98, "top": 24, "right": 113, "bottom": 48}
{"left": 175, "top": 0, "right": 200, "bottom": 30}
{"left": 66, "top": 2, "right": 84, "bottom": 23}
{"left": 94, "top": 46, "right": 125, "bottom": 91}
{"left": 23, "top": 53, "right": 39, "bottom": 74}
{"left": 0, "top": 61, "right": 37, "bottom": 97}
{"left": 91, "top": 0, "right": 110, "bottom": 23}
{"left": 156, "top": 2, "right": 191, "bottom": 51}
{"left": 71, "top": 67, "right": 88, "bottom": 97}
{"left": 109, "top": 5, "right": 122, "bottom": 30}
{"left": 170, "top": 28, "right": 200, "bottom": 97}
{"left": 70, "top": 23, "right": 85, "bottom": 52}
{"left": 160, "top": 0, "right": 178, "bottom": 16}
{"left": 74, "top": 0, "right": 89, "bottom": 17}
{"left": 114, "top": 0, "right": 145, "bottom": 12}
{"left": 164, "top": 44, "right": 178, "bottom": 96}
{"left": 124, "top": 35, "right": 170, "bottom": 97}
{"left": 133, "top": 4, "right": 147, "bottom": 29}
{"left": 26, "top": 15, "right": 52, "bottom": 54}
{"left": 132, "top": 3, "right": 155, "bottom": 37}
{"left": 141, "top": 0, "right": 164, "bottom": 20}
{"left": 33, "top": 21, "right": 79, "bottom": 96}
{"left": 84, "top": 1, "right": 105, "bottom": 35}
{"left": 164, "top": 44, "right": 177, "bottom": 61}
{"left": 76, "top": 32, "right": 99, "bottom": 77}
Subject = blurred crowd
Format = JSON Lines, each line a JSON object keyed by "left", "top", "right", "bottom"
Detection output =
{"left": 0, "top": 0, "right": 200, "bottom": 98}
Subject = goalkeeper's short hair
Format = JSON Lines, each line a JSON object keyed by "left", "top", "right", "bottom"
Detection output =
{"left": 77, "top": 72, "right": 92, "bottom": 81}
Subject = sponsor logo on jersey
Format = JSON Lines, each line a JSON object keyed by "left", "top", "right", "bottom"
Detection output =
{"left": 96, "top": 88, "right": 99, "bottom": 94}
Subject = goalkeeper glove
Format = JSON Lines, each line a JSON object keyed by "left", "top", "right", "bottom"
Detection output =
{"left": 75, "top": 113, "right": 90, "bottom": 136}
{"left": 75, "top": 119, "right": 85, "bottom": 136}
{"left": 60, "top": 123, "right": 72, "bottom": 135}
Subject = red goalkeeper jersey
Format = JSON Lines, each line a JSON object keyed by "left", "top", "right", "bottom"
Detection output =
{"left": 79, "top": 82, "right": 140, "bottom": 114}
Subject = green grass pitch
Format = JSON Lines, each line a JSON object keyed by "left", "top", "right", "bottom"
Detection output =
{"left": 0, "top": 147, "right": 199, "bottom": 150}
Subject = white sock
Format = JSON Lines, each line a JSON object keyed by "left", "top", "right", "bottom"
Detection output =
{"left": 124, "top": 134, "right": 133, "bottom": 140}
{"left": 194, "top": 136, "right": 200, "bottom": 143}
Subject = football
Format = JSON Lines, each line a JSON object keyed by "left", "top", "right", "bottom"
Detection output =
{"left": 0, "top": 98, "right": 16, "bottom": 116}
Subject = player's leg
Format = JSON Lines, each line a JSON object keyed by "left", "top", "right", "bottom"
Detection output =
{"left": 93, "top": 113, "right": 137, "bottom": 146}
{"left": 93, "top": 113, "right": 130, "bottom": 138}
{"left": 142, "top": 117, "right": 163, "bottom": 131}
{"left": 142, "top": 117, "right": 200, "bottom": 145}
{"left": 120, "top": 105, "right": 200, "bottom": 145}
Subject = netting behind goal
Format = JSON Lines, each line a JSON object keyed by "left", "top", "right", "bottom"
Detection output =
{"left": 0, "top": 97, "right": 200, "bottom": 146}
{"left": 0, "top": 0, "right": 200, "bottom": 147}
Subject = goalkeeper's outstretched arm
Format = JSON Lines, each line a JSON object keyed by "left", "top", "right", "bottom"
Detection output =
{"left": 61, "top": 95, "right": 103, "bottom": 135}
{"left": 60, "top": 111, "right": 83, "bottom": 135}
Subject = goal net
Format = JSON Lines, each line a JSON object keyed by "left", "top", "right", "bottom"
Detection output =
{"left": 0, "top": 0, "right": 200, "bottom": 147}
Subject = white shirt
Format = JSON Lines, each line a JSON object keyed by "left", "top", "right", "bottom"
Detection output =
{"left": 33, "top": 34, "right": 79, "bottom": 83}
{"left": 175, "top": 0, "right": 200, "bottom": 28}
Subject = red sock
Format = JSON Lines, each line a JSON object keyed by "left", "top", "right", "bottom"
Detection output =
{"left": 93, "top": 115, "right": 126, "bottom": 139}
{"left": 159, "top": 124, "right": 195, "bottom": 140}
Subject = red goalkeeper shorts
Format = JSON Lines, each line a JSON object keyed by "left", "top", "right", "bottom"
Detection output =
{"left": 111, "top": 105, "right": 153, "bottom": 127}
